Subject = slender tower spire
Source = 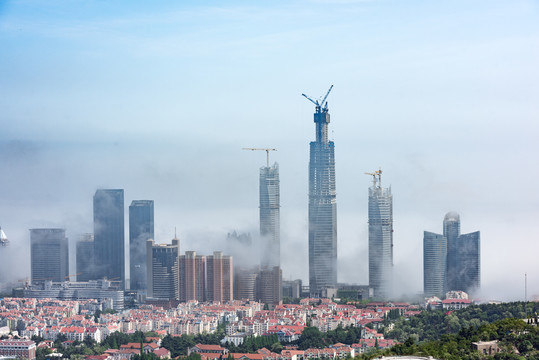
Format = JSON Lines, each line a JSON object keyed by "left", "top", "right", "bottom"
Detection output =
{"left": 303, "top": 85, "right": 338, "bottom": 297}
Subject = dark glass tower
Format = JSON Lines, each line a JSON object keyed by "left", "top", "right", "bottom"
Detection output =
{"left": 30, "top": 228, "right": 69, "bottom": 283}
{"left": 93, "top": 189, "right": 125, "bottom": 287}
{"left": 129, "top": 200, "right": 155, "bottom": 291}
{"left": 304, "top": 86, "right": 337, "bottom": 296}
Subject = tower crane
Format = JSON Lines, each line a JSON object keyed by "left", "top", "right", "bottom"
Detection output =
{"left": 302, "top": 85, "right": 334, "bottom": 112}
{"left": 365, "top": 169, "right": 383, "bottom": 188}
{"left": 242, "top": 148, "right": 277, "bottom": 167}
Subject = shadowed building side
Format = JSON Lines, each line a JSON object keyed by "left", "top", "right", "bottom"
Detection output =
{"left": 76, "top": 234, "right": 94, "bottom": 282}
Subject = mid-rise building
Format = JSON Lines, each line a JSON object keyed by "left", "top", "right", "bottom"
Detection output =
{"left": 23, "top": 279, "right": 124, "bottom": 310}
{"left": 207, "top": 251, "right": 233, "bottom": 303}
{"left": 367, "top": 170, "right": 393, "bottom": 300}
{"left": 179, "top": 251, "right": 206, "bottom": 302}
{"left": 234, "top": 266, "right": 259, "bottom": 301}
{"left": 30, "top": 228, "right": 69, "bottom": 283}
{"left": 282, "top": 279, "right": 302, "bottom": 299}
{"left": 423, "top": 231, "right": 447, "bottom": 297}
{"left": 93, "top": 189, "right": 125, "bottom": 287}
{"left": 0, "top": 340, "right": 36, "bottom": 360}
{"left": 129, "top": 200, "right": 155, "bottom": 291}
{"left": 0, "top": 227, "right": 8, "bottom": 247}
{"left": 305, "top": 86, "right": 338, "bottom": 297}
{"left": 76, "top": 233, "right": 94, "bottom": 282}
{"left": 146, "top": 238, "right": 179, "bottom": 300}
{"left": 257, "top": 266, "right": 282, "bottom": 308}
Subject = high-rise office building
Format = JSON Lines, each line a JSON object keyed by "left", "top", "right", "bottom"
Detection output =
{"left": 206, "top": 251, "right": 233, "bottom": 303}
{"left": 93, "top": 189, "right": 125, "bottom": 287}
{"left": 367, "top": 171, "right": 393, "bottom": 300}
{"left": 76, "top": 234, "right": 94, "bottom": 282}
{"left": 424, "top": 212, "right": 481, "bottom": 296}
{"left": 30, "top": 229, "right": 69, "bottom": 283}
{"left": 179, "top": 251, "right": 206, "bottom": 302}
{"left": 146, "top": 238, "right": 179, "bottom": 300}
{"left": 423, "top": 231, "right": 447, "bottom": 297}
{"left": 129, "top": 200, "right": 154, "bottom": 291}
{"left": 304, "top": 86, "right": 337, "bottom": 297}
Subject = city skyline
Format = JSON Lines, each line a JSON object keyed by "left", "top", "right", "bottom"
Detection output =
{"left": 1, "top": 0, "right": 538, "bottom": 300}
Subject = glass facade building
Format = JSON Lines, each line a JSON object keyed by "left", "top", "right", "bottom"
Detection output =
{"left": 129, "top": 200, "right": 155, "bottom": 291}
{"left": 93, "top": 189, "right": 125, "bottom": 287}
{"left": 146, "top": 238, "right": 179, "bottom": 300}
{"left": 423, "top": 231, "right": 447, "bottom": 297}
{"left": 30, "top": 228, "right": 69, "bottom": 283}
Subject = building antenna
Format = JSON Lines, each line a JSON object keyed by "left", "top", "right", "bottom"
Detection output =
{"left": 243, "top": 148, "right": 277, "bottom": 167}
{"left": 525, "top": 272, "right": 527, "bottom": 302}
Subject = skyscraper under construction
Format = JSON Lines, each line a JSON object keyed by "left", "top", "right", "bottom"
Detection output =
{"left": 367, "top": 170, "right": 393, "bottom": 300}
{"left": 303, "top": 86, "right": 337, "bottom": 296}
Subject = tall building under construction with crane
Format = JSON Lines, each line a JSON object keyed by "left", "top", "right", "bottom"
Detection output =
{"left": 366, "top": 169, "right": 393, "bottom": 300}
{"left": 303, "top": 86, "right": 338, "bottom": 297}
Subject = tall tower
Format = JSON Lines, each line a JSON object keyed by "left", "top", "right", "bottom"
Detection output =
{"left": 303, "top": 86, "right": 338, "bottom": 297}
{"left": 93, "top": 189, "right": 125, "bottom": 287}
{"left": 30, "top": 228, "right": 69, "bottom": 283}
{"left": 444, "top": 212, "right": 461, "bottom": 291}
{"left": 367, "top": 170, "right": 393, "bottom": 300}
{"left": 146, "top": 238, "right": 179, "bottom": 300}
{"left": 454, "top": 231, "right": 480, "bottom": 293}
{"left": 259, "top": 163, "right": 280, "bottom": 269}
{"left": 129, "top": 200, "right": 155, "bottom": 291}
{"left": 423, "top": 231, "right": 447, "bottom": 297}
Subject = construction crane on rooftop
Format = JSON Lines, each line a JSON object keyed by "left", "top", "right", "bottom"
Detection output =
{"left": 365, "top": 169, "right": 383, "bottom": 188}
{"left": 302, "top": 85, "right": 334, "bottom": 112}
{"left": 242, "top": 148, "right": 277, "bottom": 167}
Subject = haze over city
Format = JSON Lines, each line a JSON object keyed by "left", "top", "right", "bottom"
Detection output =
{"left": 1, "top": 0, "right": 538, "bottom": 301}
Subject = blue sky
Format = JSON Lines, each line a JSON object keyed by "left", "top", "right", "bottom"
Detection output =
{"left": 1, "top": 0, "right": 538, "bottom": 300}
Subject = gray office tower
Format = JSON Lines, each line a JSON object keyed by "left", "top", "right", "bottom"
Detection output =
{"left": 424, "top": 212, "right": 481, "bottom": 296}
{"left": 423, "top": 232, "right": 447, "bottom": 297}
{"left": 30, "top": 229, "right": 69, "bottom": 283}
{"left": 146, "top": 238, "right": 179, "bottom": 300}
{"left": 93, "top": 189, "right": 125, "bottom": 288}
{"left": 367, "top": 172, "right": 393, "bottom": 300}
{"left": 76, "top": 234, "right": 94, "bottom": 282}
{"left": 129, "top": 200, "right": 154, "bottom": 291}
{"left": 304, "top": 86, "right": 337, "bottom": 297}
{"left": 260, "top": 164, "right": 280, "bottom": 269}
